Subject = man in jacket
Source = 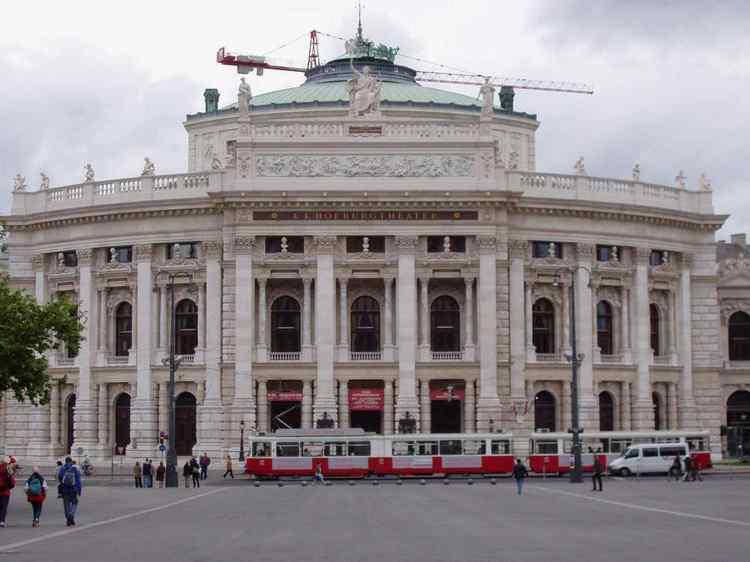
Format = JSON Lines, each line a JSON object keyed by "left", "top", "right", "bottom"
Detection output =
{"left": 199, "top": 453, "right": 210, "bottom": 480}
{"left": 592, "top": 455, "right": 604, "bottom": 492}
{"left": 512, "top": 458, "right": 528, "bottom": 495}
{"left": 57, "top": 457, "right": 82, "bottom": 526}
{"left": 0, "top": 457, "right": 17, "bottom": 527}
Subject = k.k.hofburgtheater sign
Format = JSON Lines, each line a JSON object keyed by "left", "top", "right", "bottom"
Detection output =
{"left": 252, "top": 210, "right": 478, "bottom": 221}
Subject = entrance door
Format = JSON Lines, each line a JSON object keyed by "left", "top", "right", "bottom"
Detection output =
{"left": 175, "top": 392, "right": 197, "bottom": 456}
{"left": 350, "top": 411, "right": 382, "bottom": 433}
{"left": 431, "top": 401, "right": 462, "bottom": 433}
{"left": 270, "top": 401, "right": 301, "bottom": 431}
{"left": 727, "top": 390, "right": 750, "bottom": 458}
{"left": 66, "top": 394, "right": 76, "bottom": 454}
{"left": 349, "top": 384, "right": 385, "bottom": 434}
{"left": 114, "top": 393, "right": 131, "bottom": 454}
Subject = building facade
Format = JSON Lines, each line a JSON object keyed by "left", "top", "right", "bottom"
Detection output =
{"left": 2, "top": 38, "right": 743, "bottom": 463}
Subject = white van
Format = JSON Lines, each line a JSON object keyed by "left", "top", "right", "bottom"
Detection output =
{"left": 608, "top": 443, "right": 688, "bottom": 476}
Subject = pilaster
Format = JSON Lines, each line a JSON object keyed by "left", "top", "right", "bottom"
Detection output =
{"left": 476, "top": 235, "right": 500, "bottom": 430}
{"left": 394, "top": 236, "right": 420, "bottom": 419}
{"left": 632, "top": 247, "right": 655, "bottom": 429}
{"left": 313, "top": 236, "right": 338, "bottom": 422}
{"left": 72, "top": 248, "right": 97, "bottom": 454}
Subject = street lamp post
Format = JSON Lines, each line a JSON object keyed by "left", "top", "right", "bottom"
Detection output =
{"left": 239, "top": 420, "right": 246, "bottom": 461}
{"left": 163, "top": 273, "right": 186, "bottom": 488}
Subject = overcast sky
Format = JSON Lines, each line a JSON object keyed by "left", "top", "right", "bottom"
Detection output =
{"left": 1, "top": 0, "right": 747, "bottom": 237}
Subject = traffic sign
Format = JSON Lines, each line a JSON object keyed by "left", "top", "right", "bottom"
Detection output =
{"left": 159, "top": 431, "right": 167, "bottom": 439}
{"left": 159, "top": 444, "right": 166, "bottom": 452}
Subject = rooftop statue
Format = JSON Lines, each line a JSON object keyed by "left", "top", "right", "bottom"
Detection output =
{"left": 347, "top": 60, "right": 381, "bottom": 117}
{"left": 40, "top": 172, "right": 50, "bottom": 190}
{"left": 84, "top": 163, "right": 95, "bottom": 182}
{"left": 699, "top": 172, "right": 712, "bottom": 191}
{"left": 13, "top": 174, "right": 27, "bottom": 192}
{"left": 238, "top": 77, "right": 252, "bottom": 98}
{"left": 632, "top": 163, "right": 640, "bottom": 181}
{"left": 238, "top": 77, "right": 252, "bottom": 119}
{"left": 141, "top": 157, "right": 155, "bottom": 177}
{"left": 675, "top": 170, "right": 686, "bottom": 189}
{"left": 479, "top": 77, "right": 495, "bottom": 116}
{"left": 574, "top": 156, "right": 587, "bottom": 176}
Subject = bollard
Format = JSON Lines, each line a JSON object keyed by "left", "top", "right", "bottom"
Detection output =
{"left": 443, "top": 479, "right": 450, "bottom": 486}
{"left": 349, "top": 480, "right": 355, "bottom": 486}
{"left": 420, "top": 479, "right": 426, "bottom": 486}
{"left": 301, "top": 481, "right": 308, "bottom": 487}
{"left": 397, "top": 479, "right": 403, "bottom": 486}
{"left": 277, "top": 481, "right": 284, "bottom": 487}
{"left": 372, "top": 480, "right": 379, "bottom": 486}
{"left": 491, "top": 478, "right": 497, "bottom": 485}
{"left": 253, "top": 482, "right": 260, "bottom": 488}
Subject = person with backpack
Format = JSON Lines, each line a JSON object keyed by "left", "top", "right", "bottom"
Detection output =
{"left": 0, "top": 456, "right": 16, "bottom": 527}
{"left": 512, "top": 458, "right": 528, "bottom": 495}
{"left": 191, "top": 457, "right": 201, "bottom": 488}
{"left": 669, "top": 455, "right": 682, "bottom": 482}
{"left": 24, "top": 467, "right": 47, "bottom": 527}
{"left": 57, "top": 456, "right": 82, "bottom": 526}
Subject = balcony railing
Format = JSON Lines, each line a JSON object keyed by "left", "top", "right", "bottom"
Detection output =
{"left": 106, "top": 354, "right": 130, "bottom": 365}
{"left": 177, "top": 354, "right": 195, "bottom": 364}
{"left": 431, "top": 351, "right": 463, "bottom": 361}
{"left": 652, "top": 355, "right": 671, "bottom": 365}
{"left": 535, "top": 353, "right": 563, "bottom": 362}
{"left": 55, "top": 353, "right": 76, "bottom": 366}
{"left": 350, "top": 351, "right": 382, "bottom": 361}
{"left": 599, "top": 354, "right": 623, "bottom": 364}
{"left": 269, "top": 351, "right": 301, "bottom": 361}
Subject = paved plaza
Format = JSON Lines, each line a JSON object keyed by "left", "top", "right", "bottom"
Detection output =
{"left": 0, "top": 475, "right": 747, "bottom": 561}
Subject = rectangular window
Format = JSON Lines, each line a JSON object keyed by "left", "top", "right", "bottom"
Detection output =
{"left": 462, "top": 440, "right": 486, "bottom": 455}
{"left": 649, "top": 250, "right": 666, "bottom": 266}
{"left": 167, "top": 242, "right": 198, "bottom": 259}
{"left": 532, "top": 241, "right": 563, "bottom": 259}
{"left": 276, "top": 442, "right": 300, "bottom": 457}
{"left": 659, "top": 446, "right": 686, "bottom": 458}
{"left": 535, "top": 440, "right": 558, "bottom": 454}
{"left": 109, "top": 246, "right": 132, "bottom": 263}
{"left": 62, "top": 251, "right": 78, "bottom": 267}
{"left": 347, "top": 442, "right": 371, "bottom": 456}
{"left": 439, "top": 440, "right": 463, "bottom": 455}
{"left": 596, "top": 245, "right": 613, "bottom": 262}
{"left": 427, "top": 236, "right": 466, "bottom": 253}
{"left": 491, "top": 440, "right": 511, "bottom": 455}
{"left": 642, "top": 447, "right": 659, "bottom": 458}
{"left": 266, "top": 236, "right": 304, "bottom": 254}
{"left": 346, "top": 236, "right": 385, "bottom": 253}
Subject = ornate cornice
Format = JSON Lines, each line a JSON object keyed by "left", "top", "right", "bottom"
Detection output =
{"left": 233, "top": 236, "right": 255, "bottom": 255}
{"left": 203, "top": 241, "right": 223, "bottom": 259}
{"left": 77, "top": 248, "right": 94, "bottom": 266}
{"left": 134, "top": 244, "right": 153, "bottom": 263}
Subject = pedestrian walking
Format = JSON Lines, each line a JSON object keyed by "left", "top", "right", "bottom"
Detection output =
{"left": 143, "top": 459, "right": 153, "bottom": 488}
{"left": 156, "top": 462, "right": 166, "bottom": 488}
{"left": 687, "top": 456, "right": 703, "bottom": 482}
{"left": 682, "top": 456, "right": 693, "bottom": 482}
{"left": 58, "top": 456, "right": 82, "bottom": 526}
{"left": 0, "top": 456, "right": 17, "bottom": 527}
{"left": 512, "top": 458, "right": 528, "bottom": 495}
{"left": 592, "top": 456, "right": 604, "bottom": 492}
{"left": 24, "top": 467, "right": 47, "bottom": 527}
{"left": 314, "top": 464, "right": 325, "bottom": 485}
{"left": 191, "top": 457, "right": 201, "bottom": 488}
{"left": 200, "top": 453, "right": 211, "bottom": 480}
{"left": 223, "top": 455, "right": 234, "bottom": 479}
{"left": 133, "top": 462, "right": 143, "bottom": 488}
{"left": 182, "top": 461, "right": 192, "bottom": 488}
{"left": 669, "top": 455, "right": 682, "bottom": 482}
{"left": 55, "top": 460, "right": 63, "bottom": 498}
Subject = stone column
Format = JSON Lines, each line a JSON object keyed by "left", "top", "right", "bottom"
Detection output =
{"left": 49, "top": 380, "right": 61, "bottom": 455}
{"left": 97, "top": 384, "right": 108, "bottom": 448}
{"left": 575, "top": 243, "right": 597, "bottom": 428}
{"left": 419, "top": 380, "right": 430, "bottom": 434}
{"left": 525, "top": 281, "right": 536, "bottom": 361}
{"left": 338, "top": 380, "right": 349, "bottom": 428}
{"left": 632, "top": 248, "right": 655, "bottom": 429}
{"left": 508, "top": 240, "right": 528, "bottom": 420}
{"left": 257, "top": 277, "right": 268, "bottom": 361}
{"left": 669, "top": 288, "right": 679, "bottom": 365}
{"left": 28, "top": 256, "right": 51, "bottom": 461}
{"left": 97, "top": 288, "right": 107, "bottom": 364}
{"left": 257, "top": 381, "right": 268, "bottom": 433}
{"left": 233, "top": 236, "right": 256, "bottom": 442}
{"left": 464, "top": 276, "right": 475, "bottom": 361}
{"left": 158, "top": 382, "right": 169, "bottom": 438}
{"left": 158, "top": 285, "right": 167, "bottom": 357}
{"left": 561, "top": 280, "right": 571, "bottom": 355}
{"left": 668, "top": 382, "right": 679, "bottom": 430}
{"left": 196, "top": 282, "right": 206, "bottom": 360}
{"left": 621, "top": 287, "right": 632, "bottom": 363}
{"left": 302, "top": 380, "right": 313, "bottom": 429}
{"left": 678, "top": 253, "right": 698, "bottom": 428}
{"left": 384, "top": 380, "right": 394, "bottom": 434}
{"left": 313, "top": 236, "right": 338, "bottom": 421}
{"left": 476, "top": 235, "right": 500, "bottom": 431}
{"left": 394, "top": 236, "right": 420, "bottom": 422}
{"left": 302, "top": 276, "right": 313, "bottom": 361}
{"left": 592, "top": 284, "right": 601, "bottom": 363}
{"left": 197, "top": 241, "right": 224, "bottom": 455}
{"left": 464, "top": 380, "right": 476, "bottom": 433}
{"left": 419, "top": 275, "right": 431, "bottom": 361}
{"left": 73, "top": 248, "right": 98, "bottom": 455}
{"left": 338, "top": 275, "right": 349, "bottom": 361}
{"left": 561, "top": 382, "right": 571, "bottom": 432}
{"left": 621, "top": 381, "right": 632, "bottom": 431}
{"left": 383, "top": 275, "right": 395, "bottom": 361}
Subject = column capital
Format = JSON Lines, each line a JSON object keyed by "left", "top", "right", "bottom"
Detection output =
{"left": 382, "top": 273, "right": 395, "bottom": 283}
{"left": 77, "top": 248, "right": 94, "bottom": 266}
{"left": 202, "top": 240, "right": 223, "bottom": 260}
{"left": 233, "top": 236, "right": 256, "bottom": 255}
{"left": 302, "top": 275, "right": 314, "bottom": 287}
{"left": 32, "top": 254, "right": 45, "bottom": 272}
{"left": 508, "top": 239, "right": 527, "bottom": 260}
{"left": 476, "top": 235, "right": 498, "bottom": 254}
{"left": 576, "top": 243, "right": 595, "bottom": 262}
{"left": 313, "top": 235, "right": 337, "bottom": 253}
{"left": 464, "top": 275, "right": 476, "bottom": 286}
{"left": 338, "top": 274, "right": 350, "bottom": 285}
{"left": 394, "top": 235, "right": 419, "bottom": 253}
{"left": 635, "top": 247, "right": 651, "bottom": 265}
{"left": 680, "top": 252, "right": 694, "bottom": 268}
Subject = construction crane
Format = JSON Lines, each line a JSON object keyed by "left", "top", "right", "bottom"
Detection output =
{"left": 216, "top": 30, "right": 593, "bottom": 95}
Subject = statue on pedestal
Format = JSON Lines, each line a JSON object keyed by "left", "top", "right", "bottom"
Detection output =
{"left": 84, "top": 163, "right": 95, "bottom": 183}
{"left": 40, "top": 172, "right": 50, "bottom": 190}
{"left": 141, "top": 157, "right": 155, "bottom": 177}
{"left": 479, "top": 77, "right": 495, "bottom": 116}
{"left": 632, "top": 163, "right": 640, "bottom": 181}
{"left": 574, "top": 156, "right": 587, "bottom": 176}
{"left": 13, "top": 174, "right": 27, "bottom": 192}
{"left": 675, "top": 170, "right": 686, "bottom": 189}
{"left": 346, "top": 61, "right": 381, "bottom": 117}
{"left": 699, "top": 172, "right": 712, "bottom": 191}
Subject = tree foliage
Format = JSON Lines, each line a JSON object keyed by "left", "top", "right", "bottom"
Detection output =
{"left": 0, "top": 278, "right": 82, "bottom": 404}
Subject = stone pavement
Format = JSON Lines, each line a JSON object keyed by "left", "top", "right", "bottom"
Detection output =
{"left": 0, "top": 476, "right": 747, "bottom": 562}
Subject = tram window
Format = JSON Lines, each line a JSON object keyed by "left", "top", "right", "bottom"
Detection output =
{"left": 642, "top": 448, "right": 659, "bottom": 458}
{"left": 491, "top": 440, "right": 510, "bottom": 455}
{"left": 624, "top": 448, "right": 639, "bottom": 459}
{"left": 277, "top": 442, "right": 300, "bottom": 457}
{"left": 347, "top": 442, "right": 371, "bottom": 456}
{"left": 660, "top": 446, "right": 685, "bottom": 458}
{"left": 462, "top": 440, "right": 486, "bottom": 455}
{"left": 393, "top": 441, "right": 412, "bottom": 456}
{"left": 562, "top": 441, "right": 573, "bottom": 454}
{"left": 439, "top": 440, "right": 463, "bottom": 455}
{"left": 324, "top": 442, "right": 346, "bottom": 457}
{"left": 418, "top": 441, "right": 438, "bottom": 455}
{"left": 611, "top": 440, "right": 631, "bottom": 454}
{"left": 536, "top": 441, "right": 558, "bottom": 454}
{"left": 252, "top": 442, "right": 271, "bottom": 457}
{"left": 303, "top": 442, "right": 325, "bottom": 456}
{"left": 687, "top": 438, "right": 705, "bottom": 451}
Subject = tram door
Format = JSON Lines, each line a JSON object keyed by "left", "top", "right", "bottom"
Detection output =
{"left": 268, "top": 381, "right": 303, "bottom": 431}
{"left": 430, "top": 382, "right": 464, "bottom": 434}
{"left": 349, "top": 384, "right": 384, "bottom": 433}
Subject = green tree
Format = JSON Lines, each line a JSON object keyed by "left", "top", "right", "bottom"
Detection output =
{"left": 0, "top": 278, "right": 82, "bottom": 404}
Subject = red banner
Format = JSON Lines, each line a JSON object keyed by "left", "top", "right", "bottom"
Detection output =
{"left": 349, "top": 388, "right": 384, "bottom": 411}
{"left": 430, "top": 386, "right": 465, "bottom": 402}
{"left": 267, "top": 391, "right": 303, "bottom": 402}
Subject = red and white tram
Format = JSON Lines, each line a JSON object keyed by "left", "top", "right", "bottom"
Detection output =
{"left": 244, "top": 429, "right": 713, "bottom": 479}
{"left": 528, "top": 430, "right": 713, "bottom": 474}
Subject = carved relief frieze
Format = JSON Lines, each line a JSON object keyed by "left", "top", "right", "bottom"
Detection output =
{"left": 134, "top": 244, "right": 153, "bottom": 263}
{"left": 721, "top": 300, "right": 750, "bottom": 321}
{"left": 233, "top": 236, "right": 256, "bottom": 255}
{"left": 77, "top": 248, "right": 94, "bottom": 267}
{"left": 596, "top": 287, "right": 623, "bottom": 308}
{"left": 531, "top": 284, "right": 562, "bottom": 307}
{"left": 720, "top": 257, "right": 750, "bottom": 279}
{"left": 393, "top": 236, "right": 419, "bottom": 254}
{"left": 255, "top": 154, "right": 476, "bottom": 178}
{"left": 508, "top": 239, "right": 528, "bottom": 260}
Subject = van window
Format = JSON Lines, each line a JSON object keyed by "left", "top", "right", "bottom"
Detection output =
{"left": 624, "top": 448, "right": 639, "bottom": 459}
{"left": 659, "top": 446, "right": 685, "bottom": 458}
{"left": 642, "top": 448, "right": 659, "bottom": 458}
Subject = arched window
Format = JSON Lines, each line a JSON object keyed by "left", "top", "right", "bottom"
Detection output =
{"left": 351, "top": 296, "right": 380, "bottom": 352}
{"left": 115, "top": 302, "right": 132, "bottom": 356}
{"left": 729, "top": 311, "right": 750, "bottom": 361}
{"left": 596, "top": 301, "right": 614, "bottom": 355}
{"left": 652, "top": 392, "right": 663, "bottom": 430}
{"left": 532, "top": 299, "right": 555, "bottom": 354}
{"left": 650, "top": 304, "right": 660, "bottom": 355}
{"left": 599, "top": 391, "right": 614, "bottom": 431}
{"left": 430, "top": 296, "right": 460, "bottom": 352}
{"left": 175, "top": 392, "right": 197, "bottom": 456}
{"left": 271, "top": 296, "right": 301, "bottom": 353}
{"left": 114, "top": 393, "right": 131, "bottom": 453}
{"left": 175, "top": 299, "right": 198, "bottom": 355}
{"left": 534, "top": 391, "right": 556, "bottom": 431}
